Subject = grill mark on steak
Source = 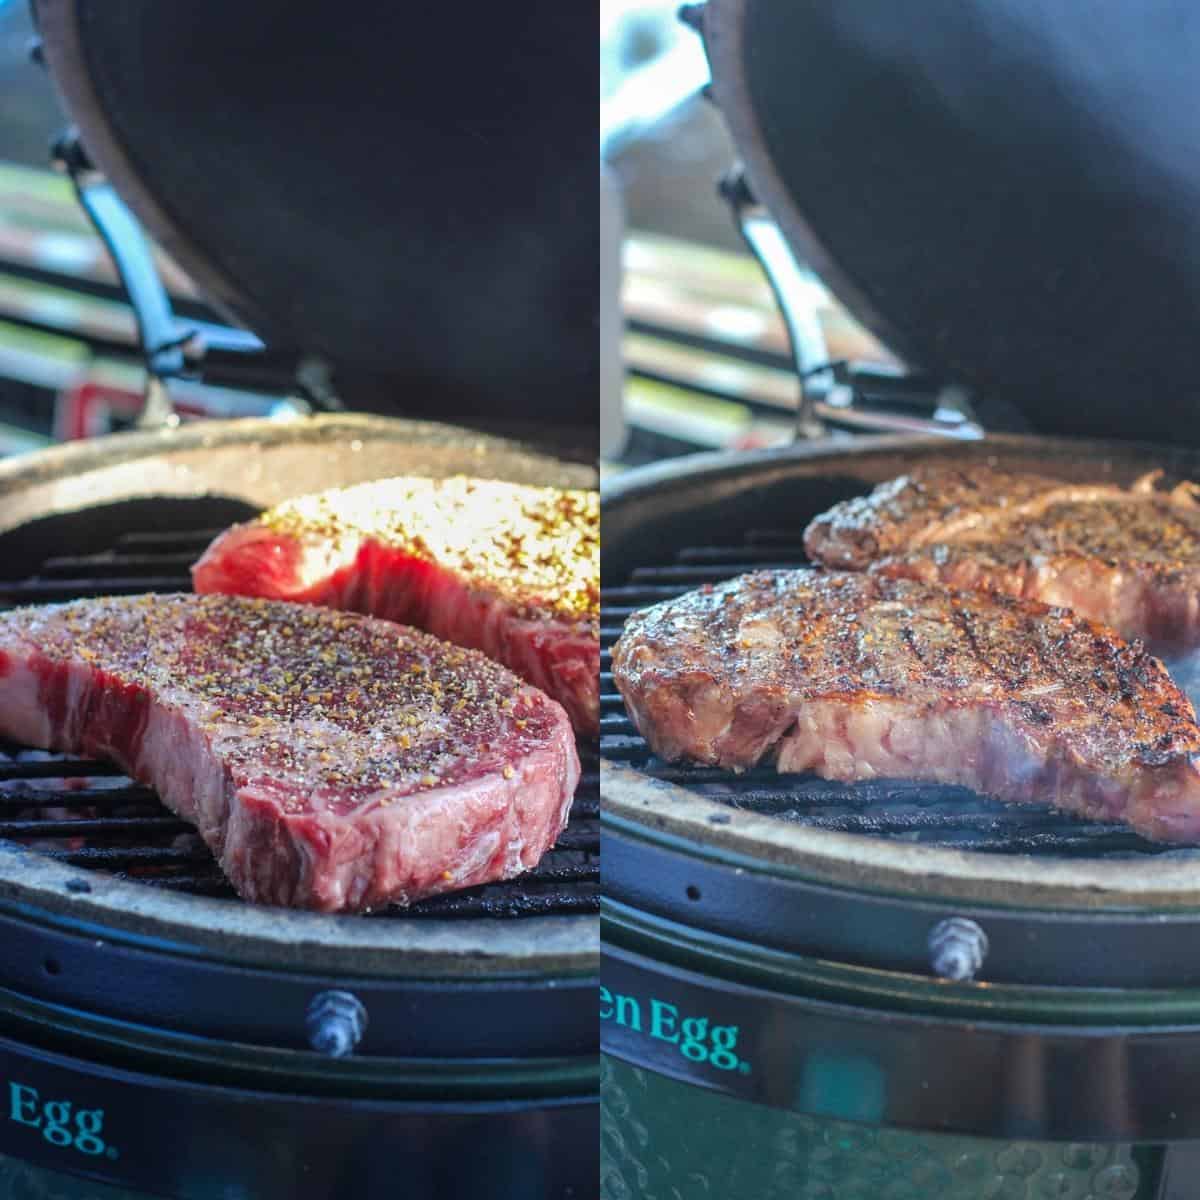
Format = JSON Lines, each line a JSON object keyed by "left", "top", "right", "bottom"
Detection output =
{"left": 0, "top": 594, "right": 579, "bottom": 912}
{"left": 1026, "top": 612, "right": 1065, "bottom": 686}
{"left": 950, "top": 602, "right": 1015, "bottom": 689}
{"left": 611, "top": 570, "right": 1200, "bottom": 844}
{"left": 191, "top": 475, "right": 600, "bottom": 734}
{"left": 803, "top": 465, "right": 1200, "bottom": 656}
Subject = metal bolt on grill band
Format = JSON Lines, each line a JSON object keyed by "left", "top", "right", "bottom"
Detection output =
{"left": 306, "top": 990, "right": 368, "bottom": 1058}
{"left": 927, "top": 916, "right": 988, "bottom": 982}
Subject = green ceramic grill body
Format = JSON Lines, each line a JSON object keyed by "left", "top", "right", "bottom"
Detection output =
{"left": 600, "top": 791, "right": 1200, "bottom": 1200}
{"left": 602, "top": 1056, "right": 1148, "bottom": 1200}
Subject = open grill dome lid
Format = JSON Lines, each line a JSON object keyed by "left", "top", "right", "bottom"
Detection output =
{"left": 699, "top": 0, "right": 1200, "bottom": 444}
{"left": 32, "top": 0, "right": 596, "bottom": 433}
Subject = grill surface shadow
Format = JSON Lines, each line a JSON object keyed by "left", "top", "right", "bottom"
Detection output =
{"left": 0, "top": 528, "right": 598, "bottom": 918}
{"left": 601, "top": 532, "right": 1200, "bottom": 862}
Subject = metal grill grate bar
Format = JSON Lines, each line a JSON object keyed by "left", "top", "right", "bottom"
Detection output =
{"left": 628, "top": 564, "right": 798, "bottom": 585}
{"left": 0, "top": 816, "right": 189, "bottom": 838}
{"left": 548, "top": 823, "right": 600, "bottom": 853}
{"left": 677, "top": 545, "right": 808, "bottom": 564}
{"left": 602, "top": 586, "right": 692, "bottom": 604}
{"left": 0, "top": 578, "right": 193, "bottom": 600}
{"left": 41, "top": 845, "right": 212, "bottom": 867}
{"left": 395, "top": 888, "right": 599, "bottom": 918}
{"left": 0, "top": 758, "right": 124, "bottom": 780}
{"left": 40, "top": 552, "right": 202, "bottom": 575}
{"left": 0, "top": 786, "right": 160, "bottom": 808}
{"left": 114, "top": 529, "right": 224, "bottom": 548}
{"left": 745, "top": 529, "right": 816, "bottom": 546}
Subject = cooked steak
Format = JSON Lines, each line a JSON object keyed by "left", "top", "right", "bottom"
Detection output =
{"left": 803, "top": 465, "right": 1200, "bottom": 655}
{"left": 611, "top": 570, "right": 1200, "bottom": 843}
{"left": 192, "top": 476, "right": 600, "bottom": 734}
{"left": 0, "top": 594, "right": 579, "bottom": 912}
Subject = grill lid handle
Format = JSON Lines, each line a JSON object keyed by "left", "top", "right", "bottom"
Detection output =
{"left": 718, "top": 164, "right": 832, "bottom": 440}
{"left": 53, "top": 127, "right": 187, "bottom": 430}
{"left": 685, "top": 11, "right": 977, "bottom": 443}
{"left": 48, "top": 127, "right": 343, "bottom": 425}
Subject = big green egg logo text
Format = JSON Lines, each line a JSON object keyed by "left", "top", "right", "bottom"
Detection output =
{"left": 8, "top": 1082, "right": 118, "bottom": 1160}
{"left": 600, "top": 986, "right": 750, "bottom": 1074}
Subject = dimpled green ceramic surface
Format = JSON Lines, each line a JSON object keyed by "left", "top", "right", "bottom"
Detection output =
{"left": 601, "top": 1056, "right": 1147, "bottom": 1200}
{"left": 0, "top": 1151, "right": 152, "bottom": 1199}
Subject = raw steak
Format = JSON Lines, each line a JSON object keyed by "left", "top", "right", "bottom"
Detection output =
{"left": 803, "top": 465, "right": 1200, "bottom": 655}
{"left": 0, "top": 594, "right": 579, "bottom": 912}
{"left": 611, "top": 569, "right": 1200, "bottom": 843}
{"left": 192, "top": 476, "right": 600, "bottom": 734}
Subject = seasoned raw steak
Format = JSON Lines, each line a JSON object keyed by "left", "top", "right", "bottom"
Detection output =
{"left": 611, "top": 570, "right": 1200, "bottom": 843}
{"left": 192, "top": 476, "right": 600, "bottom": 734}
{"left": 803, "top": 465, "right": 1200, "bottom": 655}
{"left": 0, "top": 594, "right": 579, "bottom": 912}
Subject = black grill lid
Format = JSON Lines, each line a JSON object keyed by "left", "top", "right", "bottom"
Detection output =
{"left": 703, "top": 0, "right": 1200, "bottom": 444}
{"left": 34, "top": 0, "right": 596, "bottom": 432}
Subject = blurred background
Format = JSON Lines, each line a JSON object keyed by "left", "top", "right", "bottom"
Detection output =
{"left": 600, "top": 0, "right": 976, "bottom": 476}
{"left": 0, "top": 1, "right": 973, "bottom": 464}
{"left": 0, "top": 1, "right": 298, "bottom": 460}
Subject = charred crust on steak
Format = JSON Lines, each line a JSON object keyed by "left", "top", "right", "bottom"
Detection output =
{"left": 804, "top": 465, "right": 1200, "bottom": 656}
{"left": 611, "top": 570, "right": 1200, "bottom": 842}
{"left": 806, "top": 467, "right": 1200, "bottom": 572}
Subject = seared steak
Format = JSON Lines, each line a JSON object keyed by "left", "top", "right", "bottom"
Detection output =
{"left": 803, "top": 465, "right": 1200, "bottom": 655}
{"left": 611, "top": 570, "right": 1200, "bottom": 843}
{"left": 0, "top": 594, "right": 579, "bottom": 911}
{"left": 192, "top": 476, "right": 600, "bottom": 734}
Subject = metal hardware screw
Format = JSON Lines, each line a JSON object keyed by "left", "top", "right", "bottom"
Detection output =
{"left": 50, "top": 127, "right": 93, "bottom": 175}
{"left": 928, "top": 917, "right": 989, "bottom": 982}
{"left": 305, "top": 990, "right": 368, "bottom": 1058}
{"left": 717, "top": 165, "right": 756, "bottom": 209}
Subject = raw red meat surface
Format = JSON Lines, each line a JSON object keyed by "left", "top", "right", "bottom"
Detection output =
{"left": 192, "top": 476, "right": 600, "bottom": 734}
{"left": 0, "top": 594, "right": 579, "bottom": 912}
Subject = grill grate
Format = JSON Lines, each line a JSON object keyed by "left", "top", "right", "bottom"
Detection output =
{"left": 0, "top": 528, "right": 598, "bottom": 918}
{"left": 601, "top": 531, "right": 1195, "bottom": 861}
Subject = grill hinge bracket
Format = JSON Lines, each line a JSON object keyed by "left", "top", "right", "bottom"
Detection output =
{"left": 49, "top": 127, "right": 343, "bottom": 425}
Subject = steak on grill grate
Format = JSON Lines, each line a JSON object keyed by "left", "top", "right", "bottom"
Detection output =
{"left": 803, "top": 466, "right": 1200, "bottom": 656}
{"left": 191, "top": 476, "right": 600, "bottom": 734}
{"left": 611, "top": 570, "right": 1200, "bottom": 843}
{"left": 0, "top": 594, "right": 579, "bottom": 912}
